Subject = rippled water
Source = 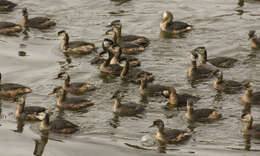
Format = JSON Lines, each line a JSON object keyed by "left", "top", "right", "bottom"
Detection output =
{"left": 1, "top": 0, "right": 260, "bottom": 155}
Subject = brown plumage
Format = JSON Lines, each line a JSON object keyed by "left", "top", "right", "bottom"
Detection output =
{"left": 40, "top": 113, "right": 79, "bottom": 134}
{"left": 160, "top": 11, "right": 192, "bottom": 34}
{"left": 106, "top": 28, "right": 145, "bottom": 55}
{"left": 0, "top": 73, "right": 32, "bottom": 99}
{"left": 107, "top": 20, "right": 150, "bottom": 47}
{"left": 22, "top": 8, "right": 56, "bottom": 29}
{"left": 168, "top": 87, "right": 200, "bottom": 107}
{"left": 120, "top": 60, "right": 154, "bottom": 84}
{"left": 55, "top": 72, "right": 96, "bottom": 95}
{"left": 58, "top": 30, "right": 96, "bottom": 55}
{"left": 56, "top": 88, "right": 94, "bottom": 111}
{"left": 112, "top": 91, "right": 144, "bottom": 116}
{"left": 240, "top": 114, "right": 260, "bottom": 138}
{"left": 0, "top": 22, "right": 22, "bottom": 35}
{"left": 149, "top": 119, "right": 190, "bottom": 144}
{"left": 0, "top": 0, "right": 17, "bottom": 12}
{"left": 15, "top": 96, "right": 47, "bottom": 121}
{"left": 213, "top": 71, "right": 249, "bottom": 93}
{"left": 99, "top": 47, "right": 123, "bottom": 75}
{"left": 241, "top": 83, "right": 260, "bottom": 105}
{"left": 248, "top": 30, "right": 260, "bottom": 49}
{"left": 187, "top": 52, "right": 219, "bottom": 82}
{"left": 139, "top": 78, "right": 169, "bottom": 97}
{"left": 195, "top": 47, "right": 237, "bottom": 68}
{"left": 184, "top": 99, "right": 221, "bottom": 122}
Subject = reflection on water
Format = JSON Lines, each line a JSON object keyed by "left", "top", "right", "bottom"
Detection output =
{"left": 159, "top": 31, "right": 186, "bottom": 39}
{"left": 33, "top": 133, "right": 49, "bottom": 156}
{"left": 244, "top": 135, "right": 251, "bottom": 151}
{"left": 110, "top": 0, "right": 132, "bottom": 6}
{"left": 14, "top": 118, "right": 25, "bottom": 133}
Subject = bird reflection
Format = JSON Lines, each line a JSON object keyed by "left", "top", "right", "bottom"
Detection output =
{"left": 109, "top": 114, "right": 120, "bottom": 128}
{"left": 0, "top": 100, "right": 2, "bottom": 120}
{"left": 214, "top": 91, "right": 224, "bottom": 102}
{"left": 157, "top": 142, "right": 167, "bottom": 153}
{"left": 242, "top": 102, "right": 251, "bottom": 115}
{"left": 111, "top": 0, "right": 131, "bottom": 5}
{"left": 14, "top": 117, "right": 25, "bottom": 133}
{"left": 244, "top": 135, "right": 251, "bottom": 151}
{"left": 159, "top": 31, "right": 186, "bottom": 39}
{"left": 33, "top": 132, "right": 49, "bottom": 156}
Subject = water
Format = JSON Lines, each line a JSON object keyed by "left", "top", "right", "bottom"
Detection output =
{"left": 1, "top": 0, "right": 260, "bottom": 155}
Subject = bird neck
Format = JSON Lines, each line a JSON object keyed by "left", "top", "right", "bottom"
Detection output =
{"left": 216, "top": 77, "right": 223, "bottom": 84}
{"left": 186, "top": 106, "right": 194, "bottom": 115}
{"left": 120, "top": 61, "right": 129, "bottom": 78}
{"left": 158, "top": 126, "right": 164, "bottom": 134}
{"left": 104, "top": 51, "right": 113, "bottom": 67}
{"left": 140, "top": 80, "right": 147, "bottom": 90}
{"left": 23, "top": 15, "right": 29, "bottom": 29}
{"left": 245, "top": 89, "right": 252, "bottom": 98}
{"left": 57, "top": 90, "right": 66, "bottom": 106}
{"left": 201, "top": 53, "right": 207, "bottom": 64}
{"left": 169, "top": 92, "right": 178, "bottom": 105}
{"left": 115, "top": 27, "right": 121, "bottom": 41}
{"left": 62, "top": 77, "right": 70, "bottom": 89}
{"left": 114, "top": 98, "right": 121, "bottom": 112}
{"left": 16, "top": 103, "right": 25, "bottom": 118}
{"left": 191, "top": 60, "right": 197, "bottom": 69}
{"left": 110, "top": 54, "right": 119, "bottom": 65}
{"left": 111, "top": 32, "right": 118, "bottom": 44}
{"left": 40, "top": 115, "right": 50, "bottom": 131}
{"left": 244, "top": 118, "right": 253, "bottom": 132}
{"left": 61, "top": 33, "right": 69, "bottom": 50}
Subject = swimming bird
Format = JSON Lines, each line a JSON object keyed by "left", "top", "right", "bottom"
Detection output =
{"left": 168, "top": 87, "right": 200, "bottom": 107}
{"left": 110, "top": 45, "right": 141, "bottom": 67}
{"left": 120, "top": 60, "right": 154, "bottom": 84}
{"left": 187, "top": 52, "right": 219, "bottom": 82}
{"left": 15, "top": 96, "right": 47, "bottom": 121}
{"left": 0, "top": 21, "right": 22, "bottom": 35}
{"left": 213, "top": 71, "right": 249, "bottom": 93}
{"left": 241, "top": 83, "right": 260, "bottom": 105}
{"left": 160, "top": 11, "right": 192, "bottom": 34}
{"left": 107, "top": 20, "right": 150, "bottom": 47}
{"left": 58, "top": 30, "right": 96, "bottom": 55}
{"left": 240, "top": 113, "right": 260, "bottom": 137}
{"left": 39, "top": 113, "right": 79, "bottom": 134}
{"left": 139, "top": 78, "right": 169, "bottom": 97}
{"left": 54, "top": 72, "right": 96, "bottom": 95}
{"left": 0, "top": 0, "right": 17, "bottom": 12}
{"left": 22, "top": 8, "right": 56, "bottom": 30}
{"left": 194, "top": 47, "right": 237, "bottom": 68}
{"left": 106, "top": 28, "right": 145, "bottom": 55}
{"left": 99, "top": 43, "right": 123, "bottom": 75}
{"left": 56, "top": 88, "right": 94, "bottom": 111}
{"left": 149, "top": 119, "right": 190, "bottom": 144}
{"left": 184, "top": 99, "right": 221, "bottom": 122}
{"left": 0, "top": 73, "right": 32, "bottom": 100}
{"left": 111, "top": 90, "right": 144, "bottom": 116}
{"left": 248, "top": 30, "right": 260, "bottom": 49}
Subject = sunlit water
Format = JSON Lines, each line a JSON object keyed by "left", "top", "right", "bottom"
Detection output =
{"left": 1, "top": 0, "right": 260, "bottom": 155}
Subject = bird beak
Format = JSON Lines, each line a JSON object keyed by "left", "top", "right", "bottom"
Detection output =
{"left": 148, "top": 124, "right": 154, "bottom": 128}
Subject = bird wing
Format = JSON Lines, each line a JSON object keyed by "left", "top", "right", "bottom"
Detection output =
{"left": 69, "top": 41, "right": 94, "bottom": 49}
{"left": 0, "top": 22, "right": 18, "bottom": 28}
{"left": 167, "top": 21, "right": 190, "bottom": 31}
